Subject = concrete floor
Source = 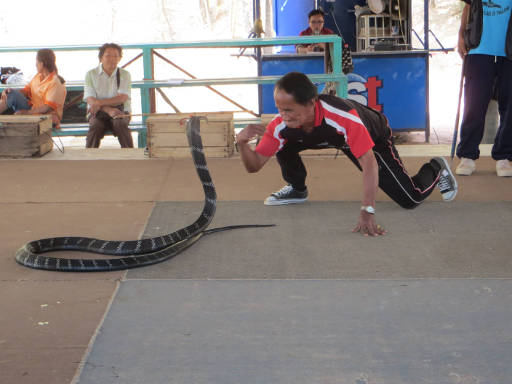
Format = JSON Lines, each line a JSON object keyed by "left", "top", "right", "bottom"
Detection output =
{"left": 0, "top": 145, "right": 511, "bottom": 384}
{"left": 79, "top": 279, "right": 512, "bottom": 384}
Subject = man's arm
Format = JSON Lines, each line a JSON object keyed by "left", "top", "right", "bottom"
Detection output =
{"left": 359, "top": 149, "right": 379, "bottom": 207}
{"left": 296, "top": 30, "right": 314, "bottom": 54}
{"left": 296, "top": 44, "right": 313, "bottom": 53}
{"left": 352, "top": 149, "right": 386, "bottom": 236}
{"left": 235, "top": 124, "right": 271, "bottom": 173}
{"left": 458, "top": 3, "right": 470, "bottom": 58}
{"left": 85, "top": 69, "right": 130, "bottom": 117}
{"left": 86, "top": 94, "right": 128, "bottom": 109}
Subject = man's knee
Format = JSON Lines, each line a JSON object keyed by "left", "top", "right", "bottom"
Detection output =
{"left": 112, "top": 118, "right": 133, "bottom": 147}
{"left": 89, "top": 116, "right": 107, "bottom": 131}
{"left": 88, "top": 117, "right": 108, "bottom": 141}
{"left": 111, "top": 118, "right": 131, "bottom": 138}
{"left": 112, "top": 117, "right": 129, "bottom": 131}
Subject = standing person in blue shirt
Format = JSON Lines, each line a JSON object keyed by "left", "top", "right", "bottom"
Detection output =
{"left": 456, "top": 0, "right": 512, "bottom": 177}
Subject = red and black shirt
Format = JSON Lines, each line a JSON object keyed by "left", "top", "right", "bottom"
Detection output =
{"left": 255, "top": 94, "right": 391, "bottom": 159}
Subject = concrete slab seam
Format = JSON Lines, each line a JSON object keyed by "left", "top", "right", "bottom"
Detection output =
{"left": 122, "top": 277, "right": 512, "bottom": 282}
{"left": 70, "top": 279, "right": 122, "bottom": 384}
{"left": 139, "top": 202, "right": 158, "bottom": 241}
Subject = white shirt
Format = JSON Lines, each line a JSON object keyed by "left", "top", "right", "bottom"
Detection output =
{"left": 84, "top": 64, "right": 131, "bottom": 112}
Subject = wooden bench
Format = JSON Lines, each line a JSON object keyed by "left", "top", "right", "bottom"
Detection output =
{"left": 54, "top": 123, "right": 147, "bottom": 148}
{"left": 3, "top": 71, "right": 345, "bottom": 150}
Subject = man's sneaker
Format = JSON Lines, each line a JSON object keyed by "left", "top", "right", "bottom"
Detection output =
{"left": 264, "top": 185, "right": 308, "bottom": 206}
{"left": 455, "top": 157, "right": 476, "bottom": 176}
{"left": 433, "top": 157, "right": 458, "bottom": 202}
{"left": 496, "top": 159, "right": 512, "bottom": 177}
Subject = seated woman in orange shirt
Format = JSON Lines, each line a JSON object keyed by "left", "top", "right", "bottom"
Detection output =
{"left": 0, "top": 49, "right": 66, "bottom": 127}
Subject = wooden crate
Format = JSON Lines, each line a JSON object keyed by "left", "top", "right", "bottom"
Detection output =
{"left": 146, "top": 113, "right": 234, "bottom": 158}
{"left": 0, "top": 115, "right": 53, "bottom": 158}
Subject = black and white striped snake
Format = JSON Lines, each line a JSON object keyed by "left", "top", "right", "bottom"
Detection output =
{"left": 15, "top": 116, "right": 273, "bottom": 272}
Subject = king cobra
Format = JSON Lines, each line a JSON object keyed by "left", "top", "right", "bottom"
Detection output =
{"left": 15, "top": 116, "right": 274, "bottom": 272}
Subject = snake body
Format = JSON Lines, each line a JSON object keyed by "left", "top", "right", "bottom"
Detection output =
{"left": 15, "top": 117, "right": 272, "bottom": 272}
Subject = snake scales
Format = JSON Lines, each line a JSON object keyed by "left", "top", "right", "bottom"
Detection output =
{"left": 15, "top": 116, "right": 273, "bottom": 272}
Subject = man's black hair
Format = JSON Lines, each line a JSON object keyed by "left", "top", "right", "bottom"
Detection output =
{"left": 98, "top": 43, "right": 123, "bottom": 60}
{"left": 308, "top": 9, "right": 325, "bottom": 19}
{"left": 275, "top": 72, "right": 318, "bottom": 105}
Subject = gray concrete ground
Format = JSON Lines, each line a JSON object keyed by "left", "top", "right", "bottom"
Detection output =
{"left": 132, "top": 201, "right": 512, "bottom": 279}
{"left": 76, "top": 200, "right": 512, "bottom": 383}
{"left": 1, "top": 153, "right": 511, "bottom": 384}
{"left": 78, "top": 279, "right": 512, "bottom": 384}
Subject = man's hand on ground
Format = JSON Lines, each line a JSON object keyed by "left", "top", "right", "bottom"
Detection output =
{"left": 352, "top": 211, "right": 387, "bottom": 237}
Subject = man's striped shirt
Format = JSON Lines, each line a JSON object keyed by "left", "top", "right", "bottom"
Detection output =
{"left": 256, "top": 94, "right": 390, "bottom": 158}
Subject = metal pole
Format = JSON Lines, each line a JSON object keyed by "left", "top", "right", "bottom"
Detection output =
{"left": 424, "top": 0, "right": 429, "bottom": 51}
{"left": 331, "top": 38, "right": 346, "bottom": 96}
{"left": 451, "top": 57, "right": 465, "bottom": 159}
{"left": 141, "top": 47, "right": 154, "bottom": 121}
{"left": 255, "top": 0, "right": 263, "bottom": 115}
{"left": 424, "top": 0, "right": 430, "bottom": 142}
{"left": 139, "top": 47, "right": 154, "bottom": 148}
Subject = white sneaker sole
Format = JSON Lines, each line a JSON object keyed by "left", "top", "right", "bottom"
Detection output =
{"left": 497, "top": 169, "right": 512, "bottom": 177}
{"left": 455, "top": 167, "right": 475, "bottom": 176}
{"left": 264, "top": 197, "right": 308, "bottom": 206}
{"left": 455, "top": 159, "right": 475, "bottom": 176}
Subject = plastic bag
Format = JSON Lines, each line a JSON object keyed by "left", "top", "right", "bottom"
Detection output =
{"left": 1, "top": 67, "right": 24, "bottom": 84}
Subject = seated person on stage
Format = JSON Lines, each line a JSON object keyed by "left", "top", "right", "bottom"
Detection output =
{"left": 0, "top": 49, "right": 66, "bottom": 128}
{"left": 236, "top": 72, "right": 458, "bottom": 237}
{"left": 296, "top": 9, "right": 335, "bottom": 54}
{"left": 84, "top": 43, "right": 133, "bottom": 148}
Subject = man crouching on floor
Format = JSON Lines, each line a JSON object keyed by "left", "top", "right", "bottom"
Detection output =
{"left": 235, "top": 72, "right": 458, "bottom": 237}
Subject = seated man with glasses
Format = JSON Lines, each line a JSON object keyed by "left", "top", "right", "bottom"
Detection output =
{"left": 84, "top": 43, "right": 133, "bottom": 148}
{"left": 296, "top": 9, "right": 335, "bottom": 54}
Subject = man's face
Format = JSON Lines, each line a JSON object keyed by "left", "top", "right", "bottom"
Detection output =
{"left": 308, "top": 14, "right": 325, "bottom": 35}
{"left": 274, "top": 88, "right": 315, "bottom": 129}
{"left": 100, "top": 48, "right": 121, "bottom": 74}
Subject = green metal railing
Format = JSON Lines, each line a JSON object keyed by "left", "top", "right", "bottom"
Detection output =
{"left": 1, "top": 37, "right": 347, "bottom": 147}
{"left": 0, "top": 36, "right": 346, "bottom": 97}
